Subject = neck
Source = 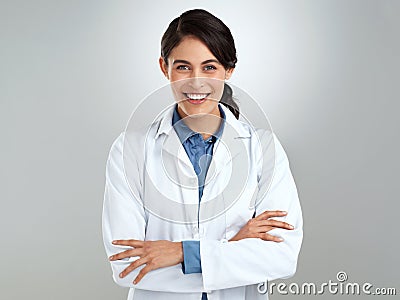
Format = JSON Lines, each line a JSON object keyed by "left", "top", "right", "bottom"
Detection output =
{"left": 178, "top": 106, "right": 222, "bottom": 140}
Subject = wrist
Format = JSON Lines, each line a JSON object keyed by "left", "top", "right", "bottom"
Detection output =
{"left": 175, "top": 241, "right": 184, "bottom": 263}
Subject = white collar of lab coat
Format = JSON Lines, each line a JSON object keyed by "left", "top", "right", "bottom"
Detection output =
{"left": 153, "top": 104, "right": 252, "bottom": 173}
{"left": 154, "top": 103, "right": 252, "bottom": 139}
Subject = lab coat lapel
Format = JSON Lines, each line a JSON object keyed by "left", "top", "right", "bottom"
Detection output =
{"left": 199, "top": 120, "right": 251, "bottom": 223}
{"left": 199, "top": 113, "right": 251, "bottom": 215}
{"left": 215, "top": 123, "right": 242, "bottom": 165}
{"left": 161, "top": 122, "right": 194, "bottom": 170}
{"left": 153, "top": 105, "right": 194, "bottom": 170}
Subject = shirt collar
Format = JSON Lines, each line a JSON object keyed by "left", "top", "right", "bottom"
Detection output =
{"left": 172, "top": 104, "right": 226, "bottom": 143}
{"left": 155, "top": 103, "right": 250, "bottom": 139}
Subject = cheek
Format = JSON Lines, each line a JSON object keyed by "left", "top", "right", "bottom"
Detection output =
{"left": 170, "top": 81, "right": 185, "bottom": 102}
{"left": 210, "top": 80, "right": 225, "bottom": 101}
{"left": 169, "top": 73, "right": 183, "bottom": 82}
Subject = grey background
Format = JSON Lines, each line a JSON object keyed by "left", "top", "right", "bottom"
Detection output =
{"left": 1, "top": 0, "right": 399, "bottom": 299}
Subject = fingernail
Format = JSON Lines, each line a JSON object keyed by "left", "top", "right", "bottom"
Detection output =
{"left": 133, "top": 280, "right": 137, "bottom": 284}
{"left": 119, "top": 273, "right": 123, "bottom": 278}
{"left": 109, "top": 256, "right": 113, "bottom": 260}
{"left": 112, "top": 241, "right": 117, "bottom": 244}
{"left": 282, "top": 211, "right": 288, "bottom": 214}
{"left": 278, "top": 238, "right": 284, "bottom": 242}
{"left": 289, "top": 225, "right": 294, "bottom": 229}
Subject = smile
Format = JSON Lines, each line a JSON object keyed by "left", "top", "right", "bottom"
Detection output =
{"left": 184, "top": 93, "right": 211, "bottom": 100}
{"left": 183, "top": 93, "right": 211, "bottom": 104}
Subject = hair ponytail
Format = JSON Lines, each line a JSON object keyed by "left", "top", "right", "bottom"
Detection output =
{"left": 220, "top": 83, "right": 239, "bottom": 119}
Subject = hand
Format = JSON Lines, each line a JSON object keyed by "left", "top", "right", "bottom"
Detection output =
{"left": 109, "top": 240, "right": 183, "bottom": 284}
{"left": 229, "top": 210, "right": 294, "bottom": 242}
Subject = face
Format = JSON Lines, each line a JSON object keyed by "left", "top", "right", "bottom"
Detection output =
{"left": 159, "top": 36, "right": 234, "bottom": 118}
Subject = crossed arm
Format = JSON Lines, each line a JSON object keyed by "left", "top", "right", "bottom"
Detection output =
{"left": 109, "top": 210, "right": 294, "bottom": 284}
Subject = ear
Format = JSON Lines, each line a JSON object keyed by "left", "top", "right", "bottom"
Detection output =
{"left": 225, "top": 67, "right": 235, "bottom": 80}
{"left": 159, "top": 57, "right": 169, "bottom": 79}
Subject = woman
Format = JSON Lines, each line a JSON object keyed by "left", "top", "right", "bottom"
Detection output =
{"left": 103, "top": 9, "right": 303, "bottom": 300}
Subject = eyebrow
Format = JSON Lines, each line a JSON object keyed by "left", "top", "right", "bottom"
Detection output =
{"left": 172, "top": 59, "right": 221, "bottom": 65}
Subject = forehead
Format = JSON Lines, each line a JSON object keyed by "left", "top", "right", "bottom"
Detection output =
{"left": 169, "top": 36, "right": 218, "bottom": 63}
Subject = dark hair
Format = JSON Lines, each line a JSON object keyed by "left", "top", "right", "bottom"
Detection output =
{"left": 161, "top": 9, "right": 240, "bottom": 119}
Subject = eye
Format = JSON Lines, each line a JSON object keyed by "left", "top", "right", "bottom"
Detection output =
{"left": 176, "top": 65, "right": 190, "bottom": 71}
{"left": 204, "top": 65, "right": 217, "bottom": 71}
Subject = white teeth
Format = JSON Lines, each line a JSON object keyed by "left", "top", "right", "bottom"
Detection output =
{"left": 186, "top": 93, "right": 209, "bottom": 100}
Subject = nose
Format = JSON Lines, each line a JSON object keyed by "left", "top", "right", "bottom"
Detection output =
{"left": 188, "top": 73, "right": 204, "bottom": 90}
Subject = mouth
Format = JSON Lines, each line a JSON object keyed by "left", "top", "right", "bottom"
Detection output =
{"left": 183, "top": 93, "right": 211, "bottom": 104}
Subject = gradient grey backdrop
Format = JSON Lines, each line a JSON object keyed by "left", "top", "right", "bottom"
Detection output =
{"left": 1, "top": 0, "right": 399, "bottom": 299}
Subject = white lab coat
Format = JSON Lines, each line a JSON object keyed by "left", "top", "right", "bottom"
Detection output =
{"left": 102, "top": 104, "right": 303, "bottom": 300}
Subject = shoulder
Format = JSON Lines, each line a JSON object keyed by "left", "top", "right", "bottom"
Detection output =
{"left": 108, "top": 105, "right": 174, "bottom": 158}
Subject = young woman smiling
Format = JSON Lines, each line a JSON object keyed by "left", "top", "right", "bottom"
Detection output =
{"left": 103, "top": 9, "right": 303, "bottom": 300}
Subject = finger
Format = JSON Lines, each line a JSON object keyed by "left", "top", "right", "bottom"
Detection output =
{"left": 109, "top": 248, "right": 144, "bottom": 261}
{"left": 267, "top": 220, "right": 294, "bottom": 229}
{"left": 119, "top": 257, "right": 148, "bottom": 278}
{"left": 112, "top": 239, "right": 145, "bottom": 247}
{"left": 256, "top": 219, "right": 294, "bottom": 230}
{"left": 255, "top": 210, "right": 287, "bottom": 220}
{"left": 260, "top": 233, "right": 284, "bottom": 242}
{"left": 256, "top": 225, "right": 291, "bottom": 233}
{"left": 133, "top": 264, "right": 154, "bottom": 284}
{"left": 255, "top": 225, "right": 274, "bottom": 233}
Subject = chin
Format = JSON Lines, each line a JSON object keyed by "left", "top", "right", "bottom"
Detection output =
{"left": 179, "top": 99, "right": 219, "bottom": 117}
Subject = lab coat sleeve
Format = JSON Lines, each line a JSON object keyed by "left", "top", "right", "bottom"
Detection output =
{"left": 102, "top": 132, "right": 202, "bottom": 292}
{"left": 200, "top": 132, "right": 303, "bottom": 291}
